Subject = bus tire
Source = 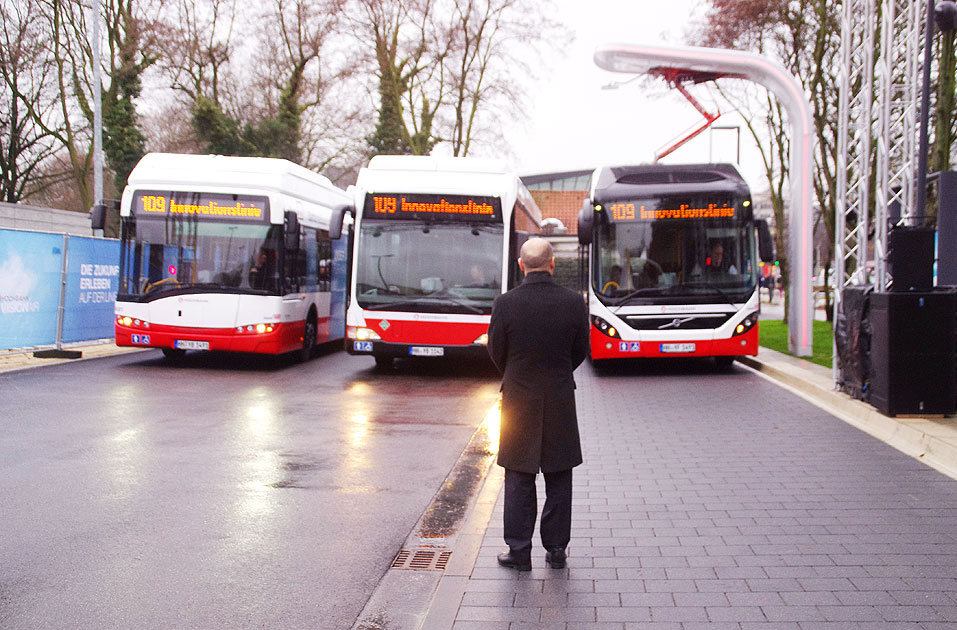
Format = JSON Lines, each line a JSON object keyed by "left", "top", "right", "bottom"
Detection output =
{"left": 374, "top": 354, "right": 393, "bottom": 371}
{"left": 299, "top": 312, "right": 317, "bottom": 363}
{"left": 162, "top": 347, "right": 186, "bottom": 362}
{"left": 714, "top": 356, "right": 735, "bottom": 370}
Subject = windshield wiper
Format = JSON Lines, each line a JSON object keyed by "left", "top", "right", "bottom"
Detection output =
{"left": 364, "top": 295, "right": 484, "bottom": 314}
{"left": 608, "top": 286, "right": 665, "bottom": 308}
{"left": 679, "top": 280, "right": 740, "bottom": 307}
{"left": 364, "top": 300, "right": 419, "bottom": 311}
{"left": 424, "top": 290, "right": 484, "bottom": 314}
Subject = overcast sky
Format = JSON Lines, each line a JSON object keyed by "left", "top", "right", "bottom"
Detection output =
{"left": 506, "top": 0, "right": 766, "bottom": 188}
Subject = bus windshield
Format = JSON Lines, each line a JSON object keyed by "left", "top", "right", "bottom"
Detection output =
{"left": 593, "top": 197, "right": 757, "bottom": 304}
{"left": 119, "top": 218, "right": 282, "bottom": 298}
{"left": 355, "top": 220, "right": 504, "bottom": 314}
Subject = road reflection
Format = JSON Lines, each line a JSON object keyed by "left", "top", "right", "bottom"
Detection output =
{"left": 481, "top": 397, "right": 501, "bottom": 454}
{"left": 99, "top": 383, "right": 149, "bottom": 500}
{"left": 237, "top": 387, "right": 280, "bottom": 519}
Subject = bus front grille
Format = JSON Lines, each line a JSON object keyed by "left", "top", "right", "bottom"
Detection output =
{"left": 623, "top": 314, "right": 733, "bottom": 331}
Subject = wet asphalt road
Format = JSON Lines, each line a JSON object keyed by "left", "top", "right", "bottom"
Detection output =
{"left": 0, "top": 346, "right": 501, "bottom": 629}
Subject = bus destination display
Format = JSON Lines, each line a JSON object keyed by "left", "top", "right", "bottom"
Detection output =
{"left": 607, "top": 200, "right": 736, "bottom": 222}
{"left": 363, "top": 193, "right": 502, "bottom": 222}
{"left": 132, "top": 191, "right": 269, "bottom": 222}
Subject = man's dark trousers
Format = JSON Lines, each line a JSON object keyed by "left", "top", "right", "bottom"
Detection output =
{"left": 503, "top": 468, "right": 573, "bottom": 555}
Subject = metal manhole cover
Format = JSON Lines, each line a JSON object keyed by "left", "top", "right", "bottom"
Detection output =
{"left": 391, "top": 548, "right": 452, "bottom": 571}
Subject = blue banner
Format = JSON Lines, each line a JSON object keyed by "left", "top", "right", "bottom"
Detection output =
{"left": 0, "top": 229, "right": 119, "bottom": 350}
{"left": 0, "top": 230, "right": 64, "bottom": 348}
{"left": 62, "top": 237, "right": 120, "bottom": 343}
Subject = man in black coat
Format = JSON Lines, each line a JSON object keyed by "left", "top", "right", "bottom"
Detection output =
{"left": 487, "top": 237, "right": 589, "bottom": 571}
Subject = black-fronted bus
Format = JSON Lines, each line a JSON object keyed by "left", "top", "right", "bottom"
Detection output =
{"left": 578, "top": 163, "right": 773, "bottom": 366}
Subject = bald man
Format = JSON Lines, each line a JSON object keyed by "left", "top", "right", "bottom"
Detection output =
{"left": 487, "top": 237, "right": 589, "bottom": 571}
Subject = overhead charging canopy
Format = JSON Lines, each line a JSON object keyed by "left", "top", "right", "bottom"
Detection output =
{"left": 593, "top": 43, "right": 815, "bottom": 358}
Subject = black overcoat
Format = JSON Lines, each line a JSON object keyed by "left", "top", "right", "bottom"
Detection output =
{"left": 487, "top": 271, "right": 589, "bottom": 474}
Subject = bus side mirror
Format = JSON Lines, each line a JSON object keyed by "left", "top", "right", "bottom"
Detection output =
{"left": 756, "top": 219, "right": 774, "bottom": 262}
{"left": 284, "top": 211, "right": 300, "bottom": 249}
{"left": 90, "top": 199, "right": 119, "bottom": 231}
{"left": 90, "top": 204, "right": 106, "bottom": 231}
{"left": 577, "top": 198, "right": 594, "bottom": 246}
{"left": 329, "top": 204, "right": 354, "bottom": 240}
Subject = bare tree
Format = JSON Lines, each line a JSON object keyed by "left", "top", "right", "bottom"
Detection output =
{"left": 0, "top": 0, "right": 62, "bottom": 202}
{"left": 155, "top": 0, "right": 236, "bottom": 103}
{"left": 30, "top": 0, "right": 96, "bottom": 210}
{"left": 698, "top": 0, "right": 842, "bottom": 322}
{"left": 151, "top": 0, "right": 362, "bottom": 173}
{"left": 349, "top": 0, "right": 563, "bottom": 159}
{"left": 444, "top": 0, "right": 561, "bottom": 157}
{"left": 348, "top": 0, "right": 445, "bottom": 155}
{"left": 10, "top": 0, "right": 157, "bottom": 221}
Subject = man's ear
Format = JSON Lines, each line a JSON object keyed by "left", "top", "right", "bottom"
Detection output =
{"left": 518, "top": 259, "right": 526, "bottom": 272}
{"left": 549, "top": 257, "right": 555, "bottom": 271}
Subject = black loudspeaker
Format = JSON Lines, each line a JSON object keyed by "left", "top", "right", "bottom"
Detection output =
{"left": 888, "top": 226, "right": 935, "bottom": 291}
{"left": 888, "top": 226, "right": 935, "bottom": 292}
{"left": 867, "top": 290, "right": 956, "bottom": 415}
{"left": 938, "top": 171, "right": 957, "bottom": 287}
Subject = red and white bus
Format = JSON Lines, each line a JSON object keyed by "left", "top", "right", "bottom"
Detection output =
{"left": 577, "top": 163, "right": 774, "bottom": 367}
{"left": 345, "top": 155, "right": 542, "bottom": 369}
{"left": 107, "top": 153, "right": 353, "bottom": 361}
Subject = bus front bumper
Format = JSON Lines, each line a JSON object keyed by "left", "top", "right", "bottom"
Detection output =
{"left": 346, "top": 339, "right": 492, "bottom": 361}
{"left": 590, "top": 325, "right": 758, "bottom": 360}
{"left": 115, "top": 320, "right": 302, "bottom": 355}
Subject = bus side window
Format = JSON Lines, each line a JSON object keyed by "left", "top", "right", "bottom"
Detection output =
{"left": 318, "top": 230, "right": 332, "bottom": 292}
{"left": 303, "top": 227, "right": 319, "bottom": 292}
{"left": 284, "top": 226, "right": 304, "bottom": 292}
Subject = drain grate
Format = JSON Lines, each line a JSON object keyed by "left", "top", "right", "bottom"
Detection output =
{"left": 391, "top": 548, "right": 452, "bottom": 571}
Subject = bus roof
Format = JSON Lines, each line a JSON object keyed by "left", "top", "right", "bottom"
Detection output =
{"left": 365, "top": 154, "right": 510, "bottom": 174}
{"left": 125, "top": 153, "right": 351, "bottom": 208}
{"left": 591, "top": 163, "right": 750, "bottom": 204}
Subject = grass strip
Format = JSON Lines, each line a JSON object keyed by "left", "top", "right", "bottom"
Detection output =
{"left": 759, "top": 319, "right": 833, "bottom": 368}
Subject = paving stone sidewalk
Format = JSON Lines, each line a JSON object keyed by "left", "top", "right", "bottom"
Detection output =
{"left": 437, "top": 359, "right": 957, "bottom": 630}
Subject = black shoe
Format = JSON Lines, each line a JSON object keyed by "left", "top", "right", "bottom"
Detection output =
{"left": 497, "top": 550, "right": 531, "bottom": 571}
{"left": 544, "top": 547, "right": 566, "bottom": 569}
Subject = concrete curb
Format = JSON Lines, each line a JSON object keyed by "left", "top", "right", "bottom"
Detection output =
{"left": 0, "top": 343, "right": 150, "bottom": 374}
{"left": 420, "top": 466, "right": 504, "bottom": 630}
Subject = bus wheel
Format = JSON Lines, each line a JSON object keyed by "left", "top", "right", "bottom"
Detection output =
{"left": 374, "top": 354, "right": 393, "bottom": 371}
{"left": 714, "top": 356, "right": 735, "bottom": 370}
{"left": 162, "top": 347, "right": 186, "bottom": 362}
{"left": 299, "top": 315, "right": 317, "bottom": 363}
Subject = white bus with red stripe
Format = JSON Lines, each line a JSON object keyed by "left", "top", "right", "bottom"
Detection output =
{"left": 577, "top": 163, "right": 774, "bottom": 367}
{"left": 345, "top": 155, "right": 542, "bottom": 369}
{"left": 111, "top": 153, "right": 352, "bottom": 361}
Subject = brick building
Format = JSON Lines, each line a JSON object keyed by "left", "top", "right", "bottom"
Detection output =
{"left": 521, "top": 169, "right": 592, "bottom": 235}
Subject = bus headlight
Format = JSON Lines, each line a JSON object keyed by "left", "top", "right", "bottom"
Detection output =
{"left": 347, "top": 326, "right": 381, "bottom": 341}
{"left": 733, "top": 313, "right": 758, "bottom": 336}
{"left": 591, "top": 315, "right": 621, "bottom": 339}
{"left": 236, "top": 323, "right": 275, "bottom": 334}
{"left": 473, "top": 333, "right": 488, "bottom": 345}
{"left": 117, "top": 315, "right": 149, "bottom": 328}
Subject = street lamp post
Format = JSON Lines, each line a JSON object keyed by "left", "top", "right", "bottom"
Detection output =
{"left": 91, "top": 0, "right": 103, "bottom": 233}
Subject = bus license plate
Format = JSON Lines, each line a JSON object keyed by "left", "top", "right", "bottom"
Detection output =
{"left": 660, "top": 343, "right": 695, "bottom": 354}
{"left": 174, "top": 340, "right": 210, "bottom": 350}
{"left": 410, "top": 346, "right": 444, "bottom": 357}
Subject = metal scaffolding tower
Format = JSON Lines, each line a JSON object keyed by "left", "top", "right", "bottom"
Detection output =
{"left": 837, "top": 0, "right": 927, "bottom": 298}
